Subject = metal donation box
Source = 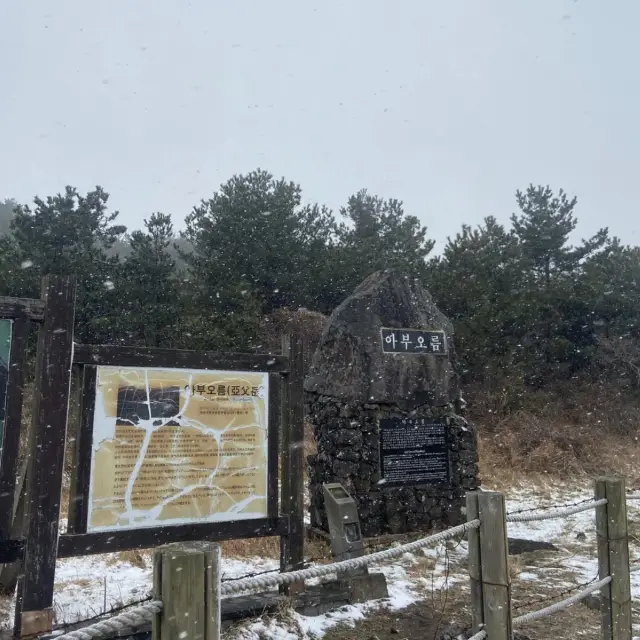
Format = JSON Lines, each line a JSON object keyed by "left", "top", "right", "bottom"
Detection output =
{"left": 321, "top": 482, "right": 389, "bottom": 601}
{"left": 322, "top": 483, "right": 364, "bottom": 562}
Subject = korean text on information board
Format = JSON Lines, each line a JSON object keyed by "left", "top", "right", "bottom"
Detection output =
{"left": 87, "top": 366, "right": 269, "bottom": 532}
{"left": 379, "top": 418, "right": 450, "bottom": 486}
{"left": 380, "top": 328, "right": 447, "bottom": 354}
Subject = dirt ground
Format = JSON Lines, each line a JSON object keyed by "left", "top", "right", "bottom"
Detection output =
{"left": 232, "top": 579, "right": 604, "bottom": 640}
{"left": 321, "top": 601, "right": 465, "bottom": 640}
{"left": 318, "top": 600, "right": 603, "bottom": 640}
{"left": 229, "top": 543, "right": 613, "bottom": 640}
{"left": 311, "top": 581, "right": 605, "bottom": 640}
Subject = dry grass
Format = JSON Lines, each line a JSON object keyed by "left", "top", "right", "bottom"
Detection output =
{"left": 106, "top": 549, "right": 149, "bottom": 569}
{"left": 221, "top": 535, "right": 332, "bottom": 563}
{"left": 220, "top": 536, "right": 279, "bottom": 559}
{"left": 469, "top": 380, "right": 640, "bottom": 486}
{"left": 477, "top": 425, "right": 640, "bottom": 490}
{"left": 511, "top": 585, "right": 601, "bottom": 639}
{"left": 103, "top": 535, "right": 332, "bottom": 569}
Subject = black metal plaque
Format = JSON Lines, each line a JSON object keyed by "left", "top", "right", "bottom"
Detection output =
{"left": 380, "top": 328, "right": 447, "bottom": 354}
{"left": 379, "top": 418, "right": 450, "bottom": 486}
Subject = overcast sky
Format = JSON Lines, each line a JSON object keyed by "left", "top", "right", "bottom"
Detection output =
{"left": 1, "top": 1, "right": 638, "bottom": 250}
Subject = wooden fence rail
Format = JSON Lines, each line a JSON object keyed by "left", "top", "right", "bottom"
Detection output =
{"left": 42, "top": 477, "right": 638, "bottom": 640}
{"left": 150, "top": 480, "right": 633, "bottom": 640}
{"left": 469, "top": 476, "right": 632, "bottom": 640}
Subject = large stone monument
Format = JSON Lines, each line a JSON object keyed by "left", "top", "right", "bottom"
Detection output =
{"left": 305, "top": 270, "right": 479, "bottom": 537}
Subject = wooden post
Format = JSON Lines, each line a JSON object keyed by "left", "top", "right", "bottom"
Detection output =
{"left": 466, "top": 492, "right": 484, "bottom": 634}
{"left": 0, "top": 459, "right": 28, "bottom": 593}
{"left": 279, "top": 334, "right": 305, "bottom": 593}
{"left": 152, "top": 541, "right": 221, "bottom": 640}
{"left": 595, "top": 477, "right": 632, "bottom": 640}
{"left": 477, "top": 491, "right": 512, "bottom": 640}
{"left": 267, "top": 373, "right": 281, "bottom": 520}
{"left": 66, "top": 365, "right": 83, "bottom": 534}
{"left": 14, "top": 276, "right": 76, "bottom": 638}
{"left": 67, "top": 365, "right": 97, "bottom": 534}
{"left": 0, "top": 316, "right": 30, "bottom": 538}
{"left": 0, "top": 316, "right": 30, "bottom": 593}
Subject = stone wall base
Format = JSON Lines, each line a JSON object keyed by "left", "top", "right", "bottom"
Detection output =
{"left": 306, "top": 394, "right": 480, "bottom": 537}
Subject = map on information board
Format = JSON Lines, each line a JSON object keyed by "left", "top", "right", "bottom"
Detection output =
{"left": 87, "top": 366, "right": 269, "bottom": 532}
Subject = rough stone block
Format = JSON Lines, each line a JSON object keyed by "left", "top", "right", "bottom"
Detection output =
{"left": 304, "top": 271, "right": 480, "bottom": 537}
{"left": 304, "top": 271, "right": 458, "bottom": 410}
{"left": 338, "top": 572, "right": 389, "bottom": 603}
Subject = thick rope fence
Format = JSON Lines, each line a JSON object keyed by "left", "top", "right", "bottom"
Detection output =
{"left": 50, "top": 521, "right": 480, "bottom": 640}
{"left": 504, "top": 497, "right": 608, "bottom": 522}
{"left": 467, "top": 575, "right": 616, "bottom": 640}
{"left": 221, "top": 520, "right": 479, "bottom": 595}
{"left": 50, "top": 486, "right": 632, "bottom": 640}
{"left": 51, "top": 602, "right": 163, "bottom": 640}
{"left": 512, "top": 575, "right": 612, "bottom": 625}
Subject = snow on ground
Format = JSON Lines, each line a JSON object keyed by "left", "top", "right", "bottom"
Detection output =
{"left": 3, "top": 482, "right": 640, "bottom": 637}
{"left": 229, "top": 555, "right": 461, "bottom": 640}
{"left": 229, "top": 486, "right": 640, "bottom": 638}
{"left": 52, "top": 558, "right": 149, "bottom": 624}
{"left": 517, "top": 572, "right": 539, "bottom": 581}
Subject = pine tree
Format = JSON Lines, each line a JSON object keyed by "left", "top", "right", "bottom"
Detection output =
{"left": 7, "top": 186, "right": 126, "bottom": 342}
{"left": 511, "top": 185, "right": 608, "bottom": 285}
{"left": 182, "top": 169, "right": 336, "bottom": 347}
{"left": 321, "top": 190, "right": 435, "bottom": 310}
{"left": 429, "top": 216, "right": 522, "bottom": 382}
{"left": 117, "top": 213, "right": 182, "bottom": 348}
{"left": 510, "top": 185, "right": 609, "bottom": 383}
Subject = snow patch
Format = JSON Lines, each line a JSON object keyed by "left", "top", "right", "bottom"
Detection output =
{"left": 4, "top": 480, "right": 638, "bottom": 638}
{"left": 518, "top": 572, "right": 539, "bottom": 581}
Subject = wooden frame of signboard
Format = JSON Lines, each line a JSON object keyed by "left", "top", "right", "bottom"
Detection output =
{"left": 65, "top": 345, "right": 289, "bottom": 547}
{"left": 12, "top": 330, "right": 305, "bottom": 638}
{"left": 0, "top": 283, "right": 63, "bottom": 577}
{"left": 9, "top": 277, "right": 77, "bottom": 638}
{"left": 0, "top": 305, "right": 32, "bottom": 540}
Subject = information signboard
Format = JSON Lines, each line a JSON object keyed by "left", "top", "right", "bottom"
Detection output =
{"left": 87, "top": 366, "right": 269, "bottom": 532}
{"left": 379, "top": 417, "right": 450, "bottom": 486}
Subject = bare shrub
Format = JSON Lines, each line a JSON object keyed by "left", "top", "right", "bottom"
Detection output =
{"left": 596, "top": 335, "right": 640, "bottom": 389}
{"left": 471, "top": 379, "right": 640, "bottom": 481}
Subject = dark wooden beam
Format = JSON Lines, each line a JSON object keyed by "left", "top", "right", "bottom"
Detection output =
{"left": 72, "top": 344, "right": 289, "bottom": 373}
{"left": 267, "top": 373, "right": 281, "bottom": 519}
{"left": 0, "top": 317, "right": 30, "bottom": 538}
{"left": 0, "top": 297, "right": 45, "bottom": 322}
{"left": 0, "top": 539, "right": 24, "bottom": 564}
{"left": 57, "top": 517, "right": 290, "bottom": 558}
{"left": 15, "top": 276, "right": 76, "bottom": 637}
{"left": 279, "top": 335, "right": 305, "bottom": 594}
{"left": 66, "top": 366, "right": 96, "bottom": 535}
